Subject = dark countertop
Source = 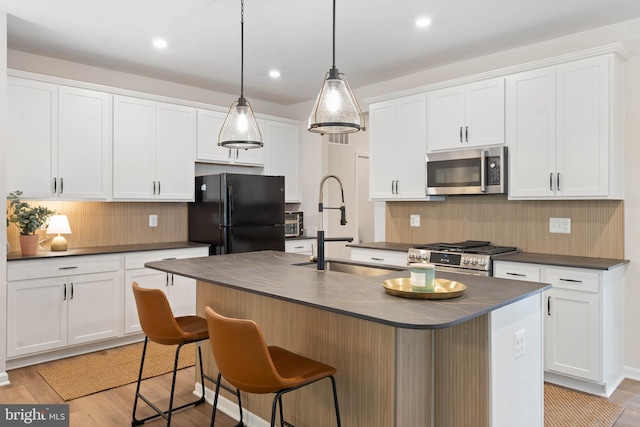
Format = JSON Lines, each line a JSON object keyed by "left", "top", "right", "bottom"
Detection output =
{"left": 348, "top": 241, "right": 628, "bottom": 271}
{"left": 493, "top": 252, "right": 629, "bottom": 270}
{"left": 145, "top": 250, "right": 549, "bottom": 330}
{"left": 347, "top": 242, "right": 414, "bottom": 252}
{"left": 7, "top": 241, "right": 209, "bottom": 262}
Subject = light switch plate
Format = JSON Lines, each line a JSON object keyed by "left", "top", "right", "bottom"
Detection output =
{"left": 549, "top": 217, "right": 570, "bottom": 234}
{"left": 410, "top": 214, "right": 420, "bottom": 227}
{"left": 149, "top": 214, "right": 158, "bottom": 227}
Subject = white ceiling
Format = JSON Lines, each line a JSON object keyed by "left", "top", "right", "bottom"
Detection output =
{"left": 2, "top": 0, "right": 640, "bottom": 105}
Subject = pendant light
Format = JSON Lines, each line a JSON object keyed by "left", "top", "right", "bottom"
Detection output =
{"left": 308, "top": 0, "right": 365, "bottom": 134}
{"left": 219, "top": 0, "right": 263, "bottom": 149}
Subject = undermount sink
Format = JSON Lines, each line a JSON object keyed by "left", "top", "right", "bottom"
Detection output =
{"left": 295, "top": 260, "right": 404, "bottom": 277}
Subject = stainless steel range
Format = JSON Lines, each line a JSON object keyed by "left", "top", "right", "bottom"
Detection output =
{"left": 407, "top": 240, "right": 519, "bottom": 276}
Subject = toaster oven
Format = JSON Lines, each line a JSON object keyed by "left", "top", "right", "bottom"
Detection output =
{"left": 284, "top": 211, "right": 304, "bottom": 238}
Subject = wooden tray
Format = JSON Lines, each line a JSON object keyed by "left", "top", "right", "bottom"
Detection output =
{"left": 382, "top": 277, "right": 467, "bottom": 300}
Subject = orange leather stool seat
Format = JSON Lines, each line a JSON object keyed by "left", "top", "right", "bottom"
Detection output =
{"left": 205, "top": 306, "right": 341, "bottom": 427}
{"left": 131, "top": 282, "right": 242, "bottom": 427}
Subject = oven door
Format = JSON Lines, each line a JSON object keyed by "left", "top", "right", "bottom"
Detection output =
{"left": 434, "top": 265, "right": 489, "bottom": 277}
{"left": 426, "top": 146, "right": 507, "bottom": 195}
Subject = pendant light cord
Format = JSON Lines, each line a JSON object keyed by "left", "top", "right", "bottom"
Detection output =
{"left": 332, "top": 0, "right": 336, "bottom": 69}
{"left": 240, "top": 0, "right": 245, "bottom": 100}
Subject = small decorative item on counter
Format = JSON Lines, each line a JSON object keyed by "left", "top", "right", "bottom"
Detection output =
{"left": 6, "top": 190, "right": 55, "bottom": 256}
{"left": 410, "top": 263, "right": 436, "bottom": 292}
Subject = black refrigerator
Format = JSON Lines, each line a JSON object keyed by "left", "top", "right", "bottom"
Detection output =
{"left": 188, "top": 173, "right": 286, "bottom": 255}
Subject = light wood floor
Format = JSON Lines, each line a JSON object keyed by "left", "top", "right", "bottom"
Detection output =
{"left": 0, "top": 361, "right": 239, "bottom": 426}
{"left": 1, "top": 353, "right": 640, "bottom": 426}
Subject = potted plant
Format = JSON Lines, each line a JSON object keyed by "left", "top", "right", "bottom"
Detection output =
{"left": 7, "top": 190, "right": 55, "bottom": 255}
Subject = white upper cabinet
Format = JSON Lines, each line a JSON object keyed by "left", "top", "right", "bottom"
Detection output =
{"left": 262, "top": 119, "right": 301, "bottom": 203}
{"left": 196, "top": 108, "right": 265, "bottom": 166}
{"left": 426, "top": 77, "right": 505, "bottom": 152}
{"left": 507, "top": 54, "right": 623, "bottom": 200}
{"left": 370, "top": 93, "right": 430, "bottom": 200}
{"left": 7, "top": 77, "right": 112, "bottom": 200}
{"left": 113, "top": 95, "right": 195, "bottom": 201}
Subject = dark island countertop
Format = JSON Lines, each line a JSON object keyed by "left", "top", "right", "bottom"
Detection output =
{"left": 493, "top": 252, "right": 628, "bottom": 270}
{"left": 145, "top": 250, "right": 549, "bottom": 330}
{"left": 7, "top": 241, "right": 209, "bottom": 262}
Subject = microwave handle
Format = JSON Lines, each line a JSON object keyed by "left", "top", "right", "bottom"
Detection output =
{"left": 480, "top": 150, "right": 487, "bottom": 193}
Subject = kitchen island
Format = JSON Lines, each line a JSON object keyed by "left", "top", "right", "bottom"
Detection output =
{"left": 146, "top": 250, "right": 550, "bottom": 427}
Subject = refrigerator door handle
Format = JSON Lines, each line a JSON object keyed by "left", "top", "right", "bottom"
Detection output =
{"left": 227, "top": 185, "right": 234, "bottom": 220}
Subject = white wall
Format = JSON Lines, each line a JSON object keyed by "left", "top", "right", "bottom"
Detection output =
{"left": 0, "top": 10, "right": 9, "bottom": 386}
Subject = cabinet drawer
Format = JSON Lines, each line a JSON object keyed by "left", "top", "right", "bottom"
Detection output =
{"left": 7, "top": 254, "right": 121, "bottom": 281}
{"left": 545, "top": 267, "right": 600, "bottom": 293}
{"left": 285, "top": 239, "right": 315, "bottom": 255}
{"left": 350, "top": 248, "right": 408, "bottom": 268}
{"left": 124, "top": 247, "right": 209, "bottom": 270}
{"left": 493, "top": 262, "right": 540, "bottom": 282}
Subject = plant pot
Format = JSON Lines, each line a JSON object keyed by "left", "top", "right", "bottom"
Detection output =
{"left": 19, "top": 234, "right": 39, "bottom": 256}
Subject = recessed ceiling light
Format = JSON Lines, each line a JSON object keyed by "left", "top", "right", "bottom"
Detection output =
{"left": 269, "top": 70, "right": 281, "bottom": 79}
{"left": 415, "top": 17, "right": 432, "bottom": 28}
{"left": 153, "top": 38, "right": 168, "bottom": 49}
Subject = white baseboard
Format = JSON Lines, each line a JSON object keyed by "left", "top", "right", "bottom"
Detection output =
{"left": 0, "top": 372, "right": 10, "bottom": 387}
{"left": 624, "top": 366, "right": 640, "bottom": 382}
{"left": 194, "top": 383, "right": 269, "bottom": 427}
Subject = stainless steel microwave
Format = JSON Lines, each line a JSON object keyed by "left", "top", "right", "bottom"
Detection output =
{"left": 284, "top": 211, "right": 304, "bottom": 238}
{"left": 426, "top": 146, "right": 507, "bottom": 195}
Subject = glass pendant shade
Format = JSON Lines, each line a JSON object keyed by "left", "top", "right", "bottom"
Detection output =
{"left": 219, "top": 97, "right": 263, "bottom": 149}
{"left": 308, "top": 67, "right": 365, "bottom": 134}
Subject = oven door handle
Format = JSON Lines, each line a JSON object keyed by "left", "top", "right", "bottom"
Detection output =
{"left": 434, "top": 265, "right": 489, "bottom": 276}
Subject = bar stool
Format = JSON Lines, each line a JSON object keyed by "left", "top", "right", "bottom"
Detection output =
{"left": 131, "top": 282, "right": 243, "bottom": 427}
{"left": 205, "top": 306, "right": 341, "bottom": 427}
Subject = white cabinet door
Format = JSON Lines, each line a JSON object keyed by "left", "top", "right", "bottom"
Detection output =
{"left": 156, "top": 102, "right": 195, "bottom": 200}
{"left": 285, "top": 238, "right": 315, "bottom": 255}
{"left": 506, "top": 67, "right": 557, "bottom": 198}
{"left": 196, "top": 109, "right": 231, "bottom": 163}
{"left": 7, "top": 77, "right": 58, "bottom": 198}
{"left": 395, "top": 94, "right": 427, "bottom": 199}
{"left": 350, "top": 248, "right": 408, "bottom": 267}
{"left": 369, "top": 100, "right": 397, "bottom": 200}
{"left": 170, "top": 274, "right": 198, "bottom": 318}
{"left": 234, "top": 145, "right": 265, "bottom": 166}
{"left": 113, "top": 95, "right": 157, "bottom": 199}
{"left": 427, "top": 78, "right": 504, "bottom": 152}
{"left": 67, "top": 271, "right": 121, "bottom": 345}
{"left": 264, "top": 120, "right": 302, "bottom": 202}
{"left": 7, "top": 277, "right": 67, "bottom": 357}
{"left": 545, "top": 288, "right": 600, "bottom": 382}
{"left": 465, "top": 78, "right": 505, "bottom": 148}
{"left": 556, "top": 56, "right": 610, "bottom": 198}
{"left": 426, "top": 86, "right": 465, "bottom": 152}
{"left": 124, "top": 268, "right": 167, "bottom": 334}
{"left": 58, "top": 86, "right": 112, "bottom": 200}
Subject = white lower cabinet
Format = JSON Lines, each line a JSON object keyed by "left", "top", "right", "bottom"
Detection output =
{"left": 285, "top": 238, "right": 315, "bottom": 256}
{"left": 493, "top": 260, "right": 624, "bottom": 396}
{"left": 123, "top": 247, "right": 209, "bottom": 334}
{"left": 350, "top": 248, "right": 408, "bottom": 268}
{"left": 6, "top": 256, "right": 122, "bottom": 358}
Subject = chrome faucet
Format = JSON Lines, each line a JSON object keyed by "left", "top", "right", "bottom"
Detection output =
{"left": 317, "top": 174, "right": 353, "bottom": 271}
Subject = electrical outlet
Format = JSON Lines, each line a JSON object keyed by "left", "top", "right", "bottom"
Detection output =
{"left": 549, "top": 217, "right": 571, "bottom": 234}
{"left": 515, "top": 329, "right": 525, "bottom": 359}
{"left": 410, "top": 214, "right": 421, "bottom": 227}
{"left": 149, "top": 214, "right": 158, "bottom": 227}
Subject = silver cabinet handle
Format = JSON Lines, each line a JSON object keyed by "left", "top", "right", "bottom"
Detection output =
{"left": 294, "top": 245, "right": 304, "bottom": 249}
{"left": 228, "top": 149, "right": 232, "bottom": 159}
{"left": 371, "top": 257, "right": 384, "bottom": 261}
{"left": 547, "top": 296, "right": 551, "bottom": 316}
{"left": 236, "top": 149, "right": 239, "bottom": 160}
{"left": 58, "top": 266, "right": 78, "bottom": 270}
{"left": 157, "top": 181, "right": 160, "bottom": 195}
{"left": 60, "top": 177, "right": 64, "bottom": 194}
{"left": 153, "top": 181, "right": 156, "bottom": 195}
{"left": 506, "top": 272, "right": 526, "bottom": 277}
{"left": 53, "top": 177, "right": 57, "bottom": 194}
{"left": 391, "top": 180, "right": 394, "bottom": 194}
{"left": 557, "top": 173, "right": 561, "bottom": 191}
{"left": 550, "top": 173, "right": 553, "bottom": 191}
{"left": 459, "top": 126, "right": 463, "bottom": 143}
{"left": 63, "top": 283, "right": 67, "bottom": 301}
{"left": 70, "top": 283, "right": 74, "bottom": 300}
{"left": 465, "top": 126, "right": 469, "bottom": 143}
{"left": 165, "top": 274, "right": 169, "bottom": 287}
{"left": 395, "top": 180, "right": 399, "bottom": 195}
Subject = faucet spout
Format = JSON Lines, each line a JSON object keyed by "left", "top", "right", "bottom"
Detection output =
{"left": 317, "top": 174, "right": 349, "bottom": 272}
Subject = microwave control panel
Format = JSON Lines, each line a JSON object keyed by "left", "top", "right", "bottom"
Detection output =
{"left": 488, "top": 157, "right": 501, "bottom": 185}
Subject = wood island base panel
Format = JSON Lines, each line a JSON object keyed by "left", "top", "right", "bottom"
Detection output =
{"left": 196, "top": 282, "right": 490, "bottom": 426}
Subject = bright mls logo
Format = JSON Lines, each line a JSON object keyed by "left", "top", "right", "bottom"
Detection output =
{"left": 0, "top": 405, "right": 69, "bottom": 426}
